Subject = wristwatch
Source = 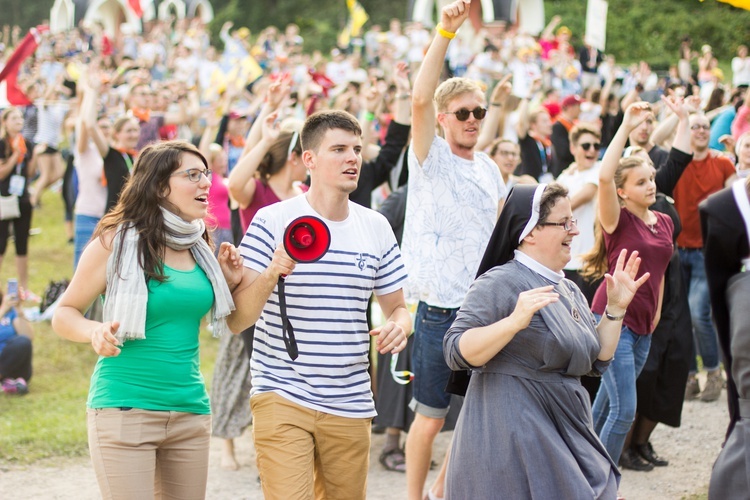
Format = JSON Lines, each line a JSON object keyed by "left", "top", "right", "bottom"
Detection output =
{"left": 605, "top": 308, "right": 626, "bottom": 321}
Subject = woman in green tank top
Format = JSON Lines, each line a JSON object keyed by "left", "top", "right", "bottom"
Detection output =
{"left": 52, "top": 139, "right": 244, "bottom": 499}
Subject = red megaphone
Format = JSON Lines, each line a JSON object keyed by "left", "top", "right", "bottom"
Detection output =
{"left": 283, "top": 215, "right": 331, "bottom": 263}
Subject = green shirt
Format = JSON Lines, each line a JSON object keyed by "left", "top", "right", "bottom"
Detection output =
{"left": 87, "top": 264, "right": 213, "bottom": 414}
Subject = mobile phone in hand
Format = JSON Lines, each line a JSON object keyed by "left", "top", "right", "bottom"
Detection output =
{"left": 7, "top": 278, "right": 18, "bottom": 298}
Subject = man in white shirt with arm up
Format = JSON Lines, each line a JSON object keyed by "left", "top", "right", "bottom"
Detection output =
{"left": 403, "top": 1, "right": 506, "bottom": 499}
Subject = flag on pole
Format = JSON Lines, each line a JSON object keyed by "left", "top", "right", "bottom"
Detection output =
{"left": 0, "top": 25, "right": 49, "bottom": 106}
{"left": 338, "top": 0, "right": 369, "bottom": 47}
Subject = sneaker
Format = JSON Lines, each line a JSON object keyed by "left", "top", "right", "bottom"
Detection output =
{"left": 619, "top": 448, "right": 654, "bottom": 471}
{"left": 2, "top": 378, "right": 28, "bottom": 395}
{"left": 700, "top": 371, "right": 723, "bottom": 402}
{"left": 684, "top": 375, "right": 700, "bottom": 401}
{"left": 634, "top": 442, "right": 669, "bottom": 467}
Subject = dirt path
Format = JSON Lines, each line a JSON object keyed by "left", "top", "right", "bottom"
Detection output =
{"left": 0, "top": 388, "right": 727, "bottom": 499}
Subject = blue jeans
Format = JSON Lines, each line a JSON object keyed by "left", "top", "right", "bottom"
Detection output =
{"left": 410, "top": 302, "right": 457, "bottom": 418}
{"left": 74, "top": 214, "right": 100, "bottom": 270}
{"left": 678, "top": 248, "right": 720, "bottom": 371}
{"left": 592, "top": 317, "right": 652, "bottom": 465}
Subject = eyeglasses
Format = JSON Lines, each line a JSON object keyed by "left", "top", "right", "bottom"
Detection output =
{"left": 690, "top": 124, "right": 711, "bottom": 131}
{"left": 444, "top": 107, "right": 487, "bottom": 121}
{"left": 539, "top": 218, "right": 578, "bottom": 232}
{"left": 495, "top": 150, "right": 520, "bottom": 158}
{"left": 171, "top": 168, "right": 212, "bottom": 182}
{"left": 579, "top": 142, "right": 601, "bottom": 151}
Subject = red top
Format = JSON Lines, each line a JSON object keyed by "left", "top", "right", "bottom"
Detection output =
{"left": 673, "top": 153, "right": 735, "bottom": 248}
{"left": 239, "top": 179, "right": 309, "bottom": 233}
{"left": 592, "top": 208, "right": 674, "bottom": 335}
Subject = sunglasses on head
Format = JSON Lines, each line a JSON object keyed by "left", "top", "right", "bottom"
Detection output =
{"left": 580, "top": 142, "right": 601, "bottom": 151}
{"left": 444, "top": 107, "right": 487, "bottom": 121}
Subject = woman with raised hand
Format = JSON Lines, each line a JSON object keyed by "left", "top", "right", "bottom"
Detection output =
{"left": 52, "top": 141, "right": 242, "bottom": 499}
{"left": 444, "top": 183, "right": 649, "bottom": 498}
{"left": 582, "top": 102, "right": 676, "bottom": 474}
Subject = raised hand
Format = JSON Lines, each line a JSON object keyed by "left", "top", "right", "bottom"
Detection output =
{"left": 622, "top": 101, "right": 652, "bottom": 132}
{"left": 266, "top": 74, "right": 291, "bottom": 110}
{"left": 490, "top": 74, "right": 513, "bottom": 104}
{"left": 604, "top": 249, "right": 651, "bottom": 314}
{"left": 393, "top": 61, "right": 411, "bottom": 92}
{"left": 261, "top": 111, "right": 282, "bottom": 142}
{"left": 509, "top": 285, "right": 559, "bottom": 330}
{"left": 440, "top": 0, "right": 472, "bottom": 34}
{"left": 661, "top": 94, "right": 688, "bottom": 120}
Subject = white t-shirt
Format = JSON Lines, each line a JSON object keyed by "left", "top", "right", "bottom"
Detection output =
{"left": 732, "top": 56, "right": 750, "bottom": 87}
{"left": 556, "top": 162, "right": 601, "bottom": 270}
{"left": 403, "top": 136, "right": 506, "bottom": 308}
{"left": 240, "top": 194, "right": 407, "bottom": 419}
{"left": 73, "top": 141, "right": 107, "bottom": 218}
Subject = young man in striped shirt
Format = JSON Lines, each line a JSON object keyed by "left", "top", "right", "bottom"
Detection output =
{"left": 228, "top": 109, "right": 411, "bottom": 500}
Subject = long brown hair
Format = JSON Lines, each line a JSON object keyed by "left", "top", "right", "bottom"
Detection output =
{"left": 258, "top": 130, "right": 302, "bottom": 183}
{"left": 580, "top": 156, "right": 650, "bottom": 280}
{"left": 1, "top": 107, "right": 20, "bottom": 158}
{"left": 94, "top": 140, "right": 210, "bottom": 283}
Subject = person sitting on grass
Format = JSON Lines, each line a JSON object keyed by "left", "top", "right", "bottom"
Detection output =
{"left": 0, "top": 288, "right": 34, "bottom": 395}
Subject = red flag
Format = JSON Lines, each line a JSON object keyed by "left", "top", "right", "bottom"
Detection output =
{"left": 0, "top": 25, "right": 49, "bottom": 106}
{"left": 128, "top": 0, "right": 143, "bottom": 18}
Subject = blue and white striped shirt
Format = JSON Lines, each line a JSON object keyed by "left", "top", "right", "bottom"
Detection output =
{"left": 240, "top": 195, "right": 407, "bottom": 418}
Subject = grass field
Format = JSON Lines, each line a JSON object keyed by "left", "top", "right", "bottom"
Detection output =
{"left": 0, "top": 189, "right": 219, "bottom": 464}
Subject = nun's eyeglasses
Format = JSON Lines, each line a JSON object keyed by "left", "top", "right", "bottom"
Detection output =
{"left": 539, "top": 218, "right": 578, "bottom": 232}
{"left": 444, "top": 107, "right": 487, "bottom": 121}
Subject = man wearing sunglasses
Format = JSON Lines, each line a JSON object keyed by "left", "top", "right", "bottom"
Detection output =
{"left": 550, "top": 94, "right": 583, "bottom": 174}
{"left": 403, "top": 1, "right": 506, "bottom": 499}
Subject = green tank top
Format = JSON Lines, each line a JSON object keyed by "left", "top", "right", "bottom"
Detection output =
{"left": 87, "top": 264, "right": 213, "bottom": 414}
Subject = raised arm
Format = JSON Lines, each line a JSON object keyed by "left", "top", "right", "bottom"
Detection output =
{"left": 477, "top": 75, "right": 512, "bottom": 151}
{"left": 242, "top": 75, "right": 291, "bottom": 157}
{"left": 228, "top": 111, "right": 280, "bottom": 208}
{"left": 599, "top": 102, "right": 652, "bottom": 233}
{"left": 81, "top": 75, "right": 109, "bottom": 158}
{"left": 412, "top": 0, "right": 471, "bottom": 164}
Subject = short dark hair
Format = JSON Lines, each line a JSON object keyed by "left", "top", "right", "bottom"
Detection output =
{"left": 569, "top": 124, "right": 601, "bottom": 145}
{"left": 537, "top": 183, "right": 569, "bottom": 225}
{"left": 301, "top": 110, "right": 362, "bottom": 153}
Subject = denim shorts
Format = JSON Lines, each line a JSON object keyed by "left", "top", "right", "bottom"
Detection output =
{"left": 410, "top": 301, "right": 458, "bottom": 418}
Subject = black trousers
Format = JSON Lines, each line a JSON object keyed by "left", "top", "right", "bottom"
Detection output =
{"left": 0, "top": 335, "right": 32, "bottom": 381}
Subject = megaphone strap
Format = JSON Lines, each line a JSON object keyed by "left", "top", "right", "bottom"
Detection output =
{"left": 277, "top": 277, "right": 299, "bottom": 360}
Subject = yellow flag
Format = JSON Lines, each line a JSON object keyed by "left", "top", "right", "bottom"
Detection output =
{"left": 339, "top": 0, "right": 369, "bottom": 46}
{"left": 700, "top": 0, "right": 750, "bottom": 9}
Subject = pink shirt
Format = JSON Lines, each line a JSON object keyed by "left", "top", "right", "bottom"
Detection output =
{"left": 206, "top": 174, "right": 231, "bottom": 230}
{"left": 591, "top": 208, "right": 674, "bottom": 335}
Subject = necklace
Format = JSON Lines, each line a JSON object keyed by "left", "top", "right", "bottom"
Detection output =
{"left": 556, "top": 281, "right": 582, "bottom": 323}
{"left": 647, "top": 222, "right": 658, "bottom": 234}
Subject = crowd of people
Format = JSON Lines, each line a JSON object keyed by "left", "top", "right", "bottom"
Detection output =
{"left": 2, "top": 0, "right": 750, "bottom": 498}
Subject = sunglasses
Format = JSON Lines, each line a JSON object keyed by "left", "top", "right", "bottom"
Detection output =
{"left": 444, "top": 107, "right": 487, "bottom": 121}
{"left": 172, "top": 168, "right": 212, "bottom": 183}
{"left": 579, "top": 142, "right": 601, "bottom": 151}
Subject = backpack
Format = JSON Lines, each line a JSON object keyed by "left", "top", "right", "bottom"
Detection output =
{"left": 40, "top": 279, "right": 70, "bottom": 314}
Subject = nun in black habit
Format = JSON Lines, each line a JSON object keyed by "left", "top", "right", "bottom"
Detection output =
{"left": 443, "top": 183, "right": 650, "bottom": 499}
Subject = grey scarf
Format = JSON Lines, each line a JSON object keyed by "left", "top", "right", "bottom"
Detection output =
{"left": 103, "top": 207, "right": 235, "bottom": 343}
